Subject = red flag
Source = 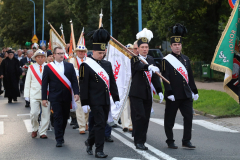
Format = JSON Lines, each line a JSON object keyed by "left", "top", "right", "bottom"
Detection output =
{"left": 69, "top": 33, "right": 73, "bottom": 55}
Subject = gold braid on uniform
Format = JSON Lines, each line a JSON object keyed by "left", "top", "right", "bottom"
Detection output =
{"left": 162, "top": 59, "right": 166, "bottom": 72}
{"left": 132, "top": 56, "right": 140, "bottom": 63}
{"left": 79, "top": 65, "right": 84, "bottom": 82}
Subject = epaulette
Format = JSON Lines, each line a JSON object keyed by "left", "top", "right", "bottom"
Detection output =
{"left": 132, "top": 56, "right": 140, "bottom": 63}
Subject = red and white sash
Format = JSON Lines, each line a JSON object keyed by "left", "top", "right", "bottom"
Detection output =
{"left": 64, "top": 53, "right": 69, "bottom": 60}
{"left": 47, "top": 62, "right": 77, "bottom": 111}
{"left": 164, "top": 54, "right": 189, "bottom": 83}
{"left": 84, "top": 58, "right": 110, "bottom": 92}
{"left": 29, "top": 63, "right": 49, "bottom": 95}
{"left": 138, "top": 56, "right": 154, "bottom": 95}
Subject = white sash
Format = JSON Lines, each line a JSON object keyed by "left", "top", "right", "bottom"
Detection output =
{"left": 164, "top": 54, "right": 189, "bottom": 83}
{"left": 84, "top": 58, "right": 110, "bottom": 91}
{"left": 48, "top": 62, "right": 77, "bottom": 111}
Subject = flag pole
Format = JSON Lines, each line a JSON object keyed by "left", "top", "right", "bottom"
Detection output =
{"left": 99, "top": 9, "right": 103, "bottom": 28}
{"left": 110, "top": 36, "right": 170, "bottom": 84}
{"left": 47, "top": 21, "right": 66, "bottom": 46}
{"left": 70, "top": 20, "right": 76, "bottom": 50}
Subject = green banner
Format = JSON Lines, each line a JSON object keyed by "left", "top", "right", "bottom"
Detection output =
{"left": 211, "top": 0, "right": 240, "bottom": 102}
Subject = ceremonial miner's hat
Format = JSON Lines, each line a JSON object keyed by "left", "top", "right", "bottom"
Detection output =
{"left": 136, "top": 28, "right": 153, "bottom": 47}
{"left": 169, "top": 23, "right": 187, "bottom": 44}
{"left": 88, "top": 27, "right": 110, "bottom": 51}
{"left": 74, "top": 45, "right": 88, "bottom": 53}
{"left": 32, "top": 49, "right": 47, "bottom": 61}
{"left": 6, "top": 50, "right": 14, "bottom": 54}
{"left": 32, "top": 43, "right": 39, "bottom": 49}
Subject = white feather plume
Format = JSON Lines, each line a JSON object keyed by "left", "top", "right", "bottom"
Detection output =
{"left": 33, "top": 43, "right": 39, "bottom": 49}
{"left": 136, "top": 28, "right": 153, "bottom": 42}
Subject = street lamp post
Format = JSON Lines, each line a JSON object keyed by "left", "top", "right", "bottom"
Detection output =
{"left": 110, "top": 0, "right": 112, "bottom": 36}
{"left": 138, "top": 0, "right": 142, "bottom": 32}
{"left": 42, "top": 0, "right": 45, "bottom": 46}
{"left": 29, "top": 0, "right": 36, "bottom": 35}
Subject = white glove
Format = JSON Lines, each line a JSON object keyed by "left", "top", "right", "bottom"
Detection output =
{"left": 167, "top": 95, "right": 175, "bottom": 101}
{"left": 148, "top": 65, "right": 159, "bottom": 73}
{"left": 194, "top": 94, "right": 199, "bottom": 101}
{"left": 158, "top": 92, "right": 164, "bottom": 103}
{"left": 75, "top": 68, "right": 79, "bottom": 77}
{"left": 115, "top": 101, "right": 120, "bottom": 109}
{"left": 82, "top": 105, "right": 89, "bottom": 113}
{"left": 25, "top": 97, "right": 30, "bottom": 102}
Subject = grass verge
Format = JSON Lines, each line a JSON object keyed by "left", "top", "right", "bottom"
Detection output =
{"left": 153, "top": 89, "right": 240, "bottom": 117}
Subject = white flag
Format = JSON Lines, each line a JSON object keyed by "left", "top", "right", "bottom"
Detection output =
{"left": 107, "top": 40, "right": 132, "bottom": 123}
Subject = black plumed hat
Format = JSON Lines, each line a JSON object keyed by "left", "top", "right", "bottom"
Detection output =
{"left": 169, "top": 23, "right": 187, "bottom": 37}
{"left": 88, "top": 27, "right": 110, "bottom": 51}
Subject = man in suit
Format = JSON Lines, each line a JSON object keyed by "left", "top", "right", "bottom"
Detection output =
{"left": 129, "top": 29, "right": 163, "bottom": 150}
{"left": 80, "top": 27, "right": 120, "bottom": 158}
{"left": 15, "top": 49, "right": 24, "bottom": 61}
{"left": 162, "top": 36, "right": 198, "bottom": 149}
{"left": 20, "top": 50, "right": 35, "bottom": 107}
{"left": 42, "top": 46, "right": 79, "bottom": 147}
{"left": 24, "top": 49, "right": 50, "bottom": 139}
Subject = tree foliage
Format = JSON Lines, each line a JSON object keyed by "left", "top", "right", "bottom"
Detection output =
{"left": 0, "top": 0, "right": 233, "bottom": 61}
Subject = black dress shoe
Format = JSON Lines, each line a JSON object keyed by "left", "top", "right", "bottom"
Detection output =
{"left": 8, "top": 100, "right": 12, "bottom": 103}
{"left": 182, "top": 142, "right": 196, "bottom": 149}
{"left": 85, "top": 140, "right": 93, "bottom": 155}
{"left": 105, "top": 137, "right": 114, "bottom": 142}
{"left": 136, "top": 143, "right": 148, "bottom": 150}
{"left": 118, "top": 118, "right": 122, "bottom": 124}
{"left": 0, "top": 90, "right": 4, "bottom": 95}
{"left": 168, "top": 143, "right": 178, "bottom": 149}
{"left": 25, "top": 104, "right": 30, "bottom": 107}
{"left": 123, "top": 128, "right": 128, "bottom": 132}
{"left": 112, "top": 124, "right": 117, "bottom": 128}
{"left": 95, "top": 152, "right": 108, "bottom": 158}
{"left": 13, "top": 98, "right": 17, "bottom": 101}
{"left": 56, "top": 142, "right": 62, "bottom": 147}
{"left": 72, "top": 123, "right": 79, "bottom": 129}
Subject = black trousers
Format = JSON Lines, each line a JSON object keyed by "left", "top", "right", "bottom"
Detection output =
{"left": 130, "top": 96, "right": 152, "bottom": 144}
{"left": 164, "top": 98, "right": 193, "bottom": 144}
{"left": 51, "top": 101, "right": 71, "bottom": 143}
{"left": 88, "top": 105, "right": 109, "bottom": 152}
{"left": 129, "top": 99, "right": 136, "bottom": 137}
{"left": 88, "top": 111, "right": 112, "bottom": 138}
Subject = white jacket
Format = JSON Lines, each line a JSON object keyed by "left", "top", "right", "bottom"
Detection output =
{"left": 24, "top": 63, "right": 47, "bottom": 100}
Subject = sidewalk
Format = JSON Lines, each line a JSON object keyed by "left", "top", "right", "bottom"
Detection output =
{"left": 194, "top": 81, "right": 240, "bottom": 132}
{"left": 195, "top": 81, "right": 224, "bottom": 92}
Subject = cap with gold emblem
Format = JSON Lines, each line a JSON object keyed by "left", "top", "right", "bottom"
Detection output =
{"left": 170, "top": 36, "right": 182, "bottom": 44}
{"left": 136, "top": 28, "right": 153, "bottom": 47}
{"left": 88, "top": 27, "right": 110, "bottom": 51}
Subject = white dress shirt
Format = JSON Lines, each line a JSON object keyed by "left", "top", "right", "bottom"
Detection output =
{"left": 76, "top": 56, "right": 86, "bottom": 66}
{"left": 55, "top": 60, "right": 64, "bottom": 73}
{"left": 18, "top": 56, "right": 23, "bottom": 61}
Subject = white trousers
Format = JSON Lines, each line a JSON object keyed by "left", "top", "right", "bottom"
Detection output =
{"left": 121, "top": 98, "right": 132, "bottom": 129}
{"left": 76, "top": 99, "right": 89, "bottom": 131}
{"left": 30, "top": 99, "right": 50, "bottom": 136}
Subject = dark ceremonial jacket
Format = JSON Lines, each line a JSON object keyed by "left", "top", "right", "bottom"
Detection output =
{"left": 162, "top": 52, "right": 198, "bottom": 100}
{"left": 19, "top": 57, "right": 35, "bottom": 67}
{"left": 0, "top": 57, "right": 22, "bottom": 98}
{"left": 129, "top": 55, "right": 163, "bottom": 100}
{"left": 42, "top": 61, "right": 79, "bottom": 102}
{"left": 79, "top": 57, "right": 120, "bottom": 106}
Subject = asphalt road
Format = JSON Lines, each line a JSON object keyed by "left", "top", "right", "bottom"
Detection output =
{"left": 0, "top": 95, "right": 239, "bottom": 160}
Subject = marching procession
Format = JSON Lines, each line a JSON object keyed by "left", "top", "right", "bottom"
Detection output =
{"left": 1, "top": 2, "right": 240, "bottom": 160}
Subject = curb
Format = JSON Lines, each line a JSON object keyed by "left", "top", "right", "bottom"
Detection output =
{"left": 153, "top": 98, "right": 219, "bottom": 119}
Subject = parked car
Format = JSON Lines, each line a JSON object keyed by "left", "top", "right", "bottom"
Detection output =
{"left": 87, "top": 50, "right": 93, "bottom": 57}
{"left": 148, "top": 49, "right": 163, "bottom": 70}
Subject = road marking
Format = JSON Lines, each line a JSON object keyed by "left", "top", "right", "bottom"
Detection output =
{"left": 17, "top": 113, "right": 30, "bottom": 116}
{"left": 0, "top": 121, "right": 4, "bottom": 135}
{"left": 23, "top": 119, "right": 32, "bottom": 132}
{"left": 0, "top": 115, "right": 8, "bottom": 118}
{"left": 111, "top": 131, "right": 160, "bottom": 160}
{"left": 193, "top": 120, "right": 239, "bottom": 133}
{"left": 114, "top": 127, "right": 177, "bottom": 160}
{"left": 111, "top": 158, "right": 140, "bottom": 160}
{"left": 150, "top": 118, "right": 184, "bottom": 129}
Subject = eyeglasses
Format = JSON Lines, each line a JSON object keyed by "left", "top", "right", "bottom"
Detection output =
{"left": 133, "top": 48, "right": 137, "bottom": 50}
{"left": 56, "top": 52, "right": 65, "bottom": 55}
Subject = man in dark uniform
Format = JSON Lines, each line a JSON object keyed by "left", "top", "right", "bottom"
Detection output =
{"left": 129, "top": 28, "right": 163, "bottom": 150}
{"left": 162, "top": 36, "right": 199, "bottom": 149}
{"left": 79, "top": 27, "right": 120, "bottom": 158}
